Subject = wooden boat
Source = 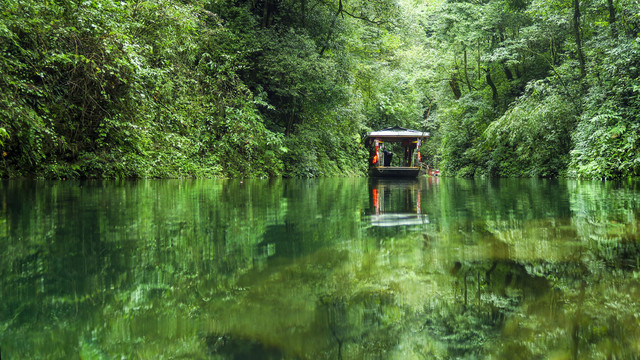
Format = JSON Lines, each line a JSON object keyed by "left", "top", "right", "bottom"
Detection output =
{"left": 369, "top": 166, "right": 422, "bottom": 177}
{"left": 365, "top": 126, "right": 429, "bottom": 178}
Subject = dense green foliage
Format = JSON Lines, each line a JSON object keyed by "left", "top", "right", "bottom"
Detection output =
{"left": 0, "top": 0, "right": 430, "bottom": 178}
{"left": 422, "top": 0, "right": 640, "bottom": 178}
{"left": 0, "top": 0, "right": 638, "bottom": 178}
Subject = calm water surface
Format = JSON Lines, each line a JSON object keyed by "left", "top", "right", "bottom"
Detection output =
{"left": 1, "top": 178, "right": 640, "bottom": 359}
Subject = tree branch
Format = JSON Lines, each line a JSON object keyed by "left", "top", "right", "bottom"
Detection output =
{"left": 319, "top": 0, "right": 343, "bottom": 56}
{"left": 340, "top": 8, "right": 386, "bottom": 25}
{"left": 319, "top": 0, "right": 392, "bottom": 56}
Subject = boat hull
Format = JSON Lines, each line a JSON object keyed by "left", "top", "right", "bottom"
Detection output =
{"left": 369, "top": 166, "right": 422, "bottom": 178}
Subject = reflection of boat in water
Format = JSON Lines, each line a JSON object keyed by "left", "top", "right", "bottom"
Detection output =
{"left": 370, "top": 213, "right": 429, "bottom": 227}
{"left": 368, "top": 178, "right": 429, "bottom": 227}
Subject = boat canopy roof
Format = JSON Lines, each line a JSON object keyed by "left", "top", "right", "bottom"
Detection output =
{"left": 366, "top": 126, "right": 429, "bottom": 142}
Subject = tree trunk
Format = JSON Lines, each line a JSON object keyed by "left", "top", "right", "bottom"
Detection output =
{"left": 485, "top": 68, "right": 498, "bottom": 109}
{"left": 573, "top": 0, "right": 586, "bottom": 79}
{"left": 261, "top": 0, "right": 275, "bottom": 28}
{"left": 301, "top": 0, "right": 306, "bottom": 26}
{"left": 464, "top": 47, "right": 473, "bottom": 91}
{"left": 608, "top": 0, "right": 617, "bottom": 38}
{"left": 261, "top": 0, "right": 269, "bottom": 28}
{"left": 449, "top": 75, "right": 462, "bottom": 100}
{"left": 477, "top": 40, "right": 481, "bottom": 80}
{"left": 608, "top": 0, "right": 616, "bottom": 24}
{"left": 319, "top": 0, "right": 343, "bottom": 56}
{"left": 503, "top": 63, "right": 513, "bottom": 80}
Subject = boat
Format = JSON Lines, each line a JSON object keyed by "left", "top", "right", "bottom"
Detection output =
{"left": 365, "top": 126, "right": 429, "bottom": 178}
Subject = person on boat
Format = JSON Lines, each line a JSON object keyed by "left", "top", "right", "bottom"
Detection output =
{"left": 402, "top": 140, "right": 416, "bottom": 166}
{"left": 369, "top": 145, "right": 379, "bottom": 165}
{"left": 383, "top": 148, "right": 393, "bottom": 167}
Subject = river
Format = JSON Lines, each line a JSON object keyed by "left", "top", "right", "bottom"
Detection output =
{"left": 1, "top": 178, "right": 639, "bottom": 359}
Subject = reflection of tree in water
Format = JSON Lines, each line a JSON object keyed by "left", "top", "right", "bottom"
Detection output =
{"left": 320, "top": 295, "right": 348, "bottom": 360}
{"left": 412, "top": 258, "right": 555, "bottom": 358}
{"left": 3, "top": 179, "right": 640, "bottom": 359}
{"left": 319, "top": 290, "right": 403, "bottom": 360}
{"left": 206, "top": 333, "right": 284, "bottom": 360}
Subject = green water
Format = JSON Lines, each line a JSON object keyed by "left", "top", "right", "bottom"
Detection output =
{"left": 1, "top": 178, "right": 640, "bottom": 359}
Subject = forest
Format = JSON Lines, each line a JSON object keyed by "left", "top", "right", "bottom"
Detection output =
{"left": 0, "top": 0, "right": 639, "bottom": 179}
